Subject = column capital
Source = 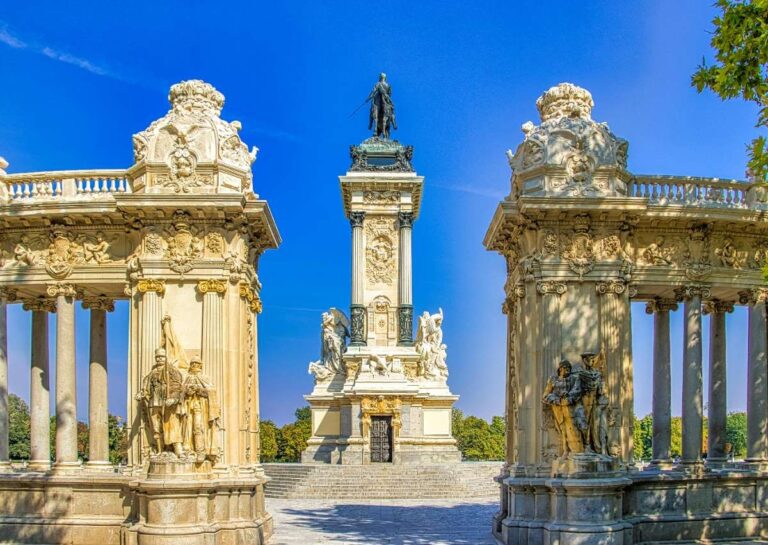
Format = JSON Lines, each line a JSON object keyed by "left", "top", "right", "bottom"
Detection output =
{"left": 398, "top": 212, "right": 414, "bottom": 228}
{"left": 198, "top": 279, "right": 227, "bottom": 295}
{"left": 22, "top": 297, "right": 57, "bottom": 313}
{"left": 674, "top": 284, "right": 711, "bottom": 302}
{"left": 136, "top": 279, "right": 166, "bottom": 295}
{"left": 46, "top": 283, "right": 81, "bottom": 299}
{"left": 0, "top": 287, "right": 17, "bottom": 302}
{"left": 739, "top": 288, "right": 768, "bottom": 305}
{"left": 504, "top": 280, "right": 526, "bottom": 302}
{"left": 81, "top": 296, "right": 115, "bottom": 312}
{"left": 702, "top": 299, "right": 735, "bottom": 315}
{"left": 536, "top": 280, "right": 566, "bottom": 296}
{"left": 239, "top": 283, "right": 263, "bottom": 313}
{"left": 645, "top": 298, "right": 679, "bottom": 314}
{"left": 349, "top": 211, "right": 366, "bottom": 228}
{"left": 595, "top": 280, "right": 626, "bottom": 296}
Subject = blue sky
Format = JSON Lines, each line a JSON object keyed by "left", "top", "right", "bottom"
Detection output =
{"left": 0, "top": 1, "right": 759, "bottom": 426}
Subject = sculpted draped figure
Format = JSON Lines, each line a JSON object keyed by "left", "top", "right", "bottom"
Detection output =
{"left": 136, "top": 348, "right": 186, "bottom": 457}
{"left": 183, "top": 358, "right": 221, "bottom": 463}
{"left": 542, "top": 352, "right": 609, "bottom": 459}
{"left": 415, "top": 308, "right": 449, "bottom": 380}
{"left": 308, "top": 308, "right": 350, "bottom": 381}
{"left": 366, "top": 73, "right": 397, "bottom": 139}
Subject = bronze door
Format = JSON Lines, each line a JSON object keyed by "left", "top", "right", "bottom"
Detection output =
{"left": 370, "top": 416, "right": 392, "bottom": 462}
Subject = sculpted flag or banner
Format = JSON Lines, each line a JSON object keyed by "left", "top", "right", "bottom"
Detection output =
{"left": 162, "top": 314, "right": 190, "bottom": 370}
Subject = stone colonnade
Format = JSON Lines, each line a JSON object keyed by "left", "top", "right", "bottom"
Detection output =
{"left": 0, "top": 286, "right": 115, "bottom": 472}
{"left": 644, "top": 287, "right": 768, "bottom": 467}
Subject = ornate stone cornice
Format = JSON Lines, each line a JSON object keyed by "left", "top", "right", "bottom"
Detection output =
{"left": 702, "top": 299, "right": 735, "bottom": 315}
{"left": 22, "top": 297, "right": 57, "bottom": 313}
{"left": 137, "top": 279, "right": 166, "bottom": 295}
{"left": 81, "top": 296, "right": 115, "bottom": 312}
{"left": 595, "top": 280, "right": 626, "bottom": 296}
{"left": 536, "top": 280, "right": 567, "bottom": 296}
{"left": 46, "top": 283, "right": 81, "bottom": 299}
{"left": 349, "top": 211, "right": 366, "bottom": 228}
{"left": 398, "top": 212, "right": 414, "bottom": 229}
{"left": 645, "top": 298, "right": 679, "bottom": 314}
{"left": 239, "top": 283, "right": 263, "bottom": 313}
{"left": 674, "top": 285, "right": 711, "bottom": 302}
{"left": 738, "top": 288, "right": 768, "bottom": 306}
{"left": 197, "top": 279, "right": 227, "bottom": 295}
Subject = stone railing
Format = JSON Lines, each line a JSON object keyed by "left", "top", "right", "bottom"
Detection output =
{"left": 628, "top": 175, "right": 757, "bottom": 209}
{"left": 1, "top": 169, "right": 131, "bottom": 203}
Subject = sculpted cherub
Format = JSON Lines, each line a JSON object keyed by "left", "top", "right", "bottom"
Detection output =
{"left": 83, "top": 232, "right": 111, "bottom": 264}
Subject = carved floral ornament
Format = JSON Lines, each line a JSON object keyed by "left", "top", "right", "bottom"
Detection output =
{"left": 674, "top": 284, "right": 712, "bottom": 302}
{"left": 645, "top": 299, "right": 678, "bottom": 314}
{"left": 197, "top": 279, "right": 227, "bottom": 295}
{"left": 365, "top": 217, "right": 396, "bottom": 285}
{"left": 46, "top": 283, "right": 81, "bottom": 299}
{"left": 739, "top": 288, "right": 768, "bottom": 306}
{"left": 137, "top": 279, "right": 166, "bottom": 295}
{"left": 81, "top": 296, "right": 115, "bottom": 312}
{"left": 22, "top": 297, "right": 57, "bottom": 313}
{"left": 239, "top": 283, "right": 263, "bottom": 313}
{"left": 536, "top": 280, "right": 567, "bottom": 296}
{"left": 595, "top": 280, "right": 626, "bottom": 296}
{"left": 702, "top": 299, "right": 735, "bottom": 315}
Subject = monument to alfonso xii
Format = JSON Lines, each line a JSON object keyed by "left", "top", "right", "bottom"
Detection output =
{"left": 486, "top": 83, "right": 768, "bottom": 544}
{"left": 0, "top": 81, "right": 279, "bottom": 544}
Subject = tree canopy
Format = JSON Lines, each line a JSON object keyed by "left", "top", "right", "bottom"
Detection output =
{"left": 692, "top": 0, "right": 768, "bottom": 181}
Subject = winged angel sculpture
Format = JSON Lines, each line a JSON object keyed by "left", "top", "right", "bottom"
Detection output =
{"left": 308, "top": 308, "right": 350, "bottom": 381}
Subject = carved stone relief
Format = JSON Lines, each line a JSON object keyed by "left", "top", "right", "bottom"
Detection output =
{"left": 365, "top": 217, "right": 396, "bottom": 285}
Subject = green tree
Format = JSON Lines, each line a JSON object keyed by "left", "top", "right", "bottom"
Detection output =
{"left": 670, "top": 416, "right": 683, "bottom": 458}
{"left": 692, "top": 0, "right": 768, "bottom": 181}
{"left": 726, "top": 411, "right": 748, "bottom": 458}
{"left": 8, "top": 394, "right": 31, "bottom": 460}
{"left": 632, "top": 414, "right": 653, "bottom": 462}
{"left": 276, "top": 407, "right": 312, "bottom": 462}
{"left": 259, "top": 420, "right": 280, "bottom": 462}
{"left": 455, "top": 415, "right": 504, "bottom": 461}
{"left": 108, "top": 415, "right": 129, "bottom": 465}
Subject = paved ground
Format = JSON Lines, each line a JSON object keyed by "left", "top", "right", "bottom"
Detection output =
{"left": 267, "top": 498, "right": 498, "bottom": 545}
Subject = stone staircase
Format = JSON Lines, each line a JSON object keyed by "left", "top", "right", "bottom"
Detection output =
{"left": 262, "top": 462, "right": 502, "bottom": 499}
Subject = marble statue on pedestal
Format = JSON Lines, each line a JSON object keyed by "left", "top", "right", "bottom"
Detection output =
{"left": 308, "top": 308, "right": 350, "bottom": 381}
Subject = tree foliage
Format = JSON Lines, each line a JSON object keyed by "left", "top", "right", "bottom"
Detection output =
{"left": 8, "top": 394, "right": 30, "bottom": 460}
{"left": 259, "top": 420, "right": 279, "bottom": 462}
{"left": 452, "top": 408, "right": 505, "bottom": 461}
{"left": 692, "top": 0, "right": 768, "bottom": 181}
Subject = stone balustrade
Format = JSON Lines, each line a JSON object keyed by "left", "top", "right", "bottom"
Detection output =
{"left": 2, "top": 169, "right": 132, "bottom": 202}
{"left": 628, "top": 174, "right": 754, "bottom": 209}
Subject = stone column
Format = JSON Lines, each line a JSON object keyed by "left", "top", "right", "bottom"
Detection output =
{"left": 23, "top": 298, "right": 55, "bottom": 471}
{"left": 703, "top": 299, "right": 733, "bottom": 465}
{"left": 676, "top": 285, "right": 709, "bottom": 468}
{"left": 645, "top": 298, "right": 677, "bottom": 466}
{"left": 537, "top": 280, "right": 566, "bottom": 463}
{"left": 349, "top": 211, "right": 366, "bottom": 346}
{"left": 132, "top": 279, "right": 165, "bottom": 466}
{"left": 199, "top": 280, "right": 226, "bottom": 466}
{"left": 740, "top": 288, "right": 768, "bottom": 463}
{"left": 597, "top": 280, "right": 633, "bottom": 463}
{"left": 0, "top": 288, "right": 15, "bottom": 471}
{"left": 48, "top": 283, "right": 80, "bottom": 471}
{"left": 82, "top": 297, "right": 114, "bottom": 470}
{"left": 398, "top": 212, "right": 414, "bottom": 345}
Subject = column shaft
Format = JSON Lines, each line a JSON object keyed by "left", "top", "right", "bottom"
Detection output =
{"left": 681, "top": 293, "right": 703, "bottom": 465}
{"left": 652, "top": 309, "right": 672, "bottom": 462}
{"left": 745, "top": 292, "right": 768, "bottom": 461}
{"left": 54, "top": 289, "right": 78, "bottom": 468}
{"left": 537, "top": 281, "right": 564, "bottom": 463}
{"left": 0, "top": 297, "right": 8, "bottom": 468}
{"left": 398, "top": 213, "right": 413, "bottom": 345}
{"left": 29, "top": 309, "right": 51, "bottom": 470}
{"left": 200, "top": 281, "right": 226, "bottom": 467}
{"left": 707, "top": 304, "right": 729, "bottom": 463}
{"left": 350, "top": 212, "right": 366, "bottom": 345}
{"left": 87, "top": 306, "right": 109, "bottom": 467}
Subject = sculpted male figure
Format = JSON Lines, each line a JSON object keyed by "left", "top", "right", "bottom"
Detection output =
{"left": 579, "top": 352, "right": 608, "bottom": 455}
{"left": 366, "top": 73, "right": 397, "bottom": 139}
{"left": 542, "top": 360, "right": 585, "bottom": 457}
{"left": 136, "top": 348, "right": 186, "bottom": 457}
{"left": 183, "top": 358, "right": 221, "bottom": 463}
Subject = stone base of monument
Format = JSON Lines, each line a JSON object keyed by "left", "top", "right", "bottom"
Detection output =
{"left": 551, "top": 452, "right": 619, "bottom": 478}
{"left": 501, "top": 475, "right": 632, "bottom": 545}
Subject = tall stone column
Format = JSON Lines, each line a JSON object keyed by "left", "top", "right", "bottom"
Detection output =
{"left": 740, "top": 288, "right": 768, "bottom": 463}
{"left": 703, "top": 299, "right": 733, "bottom": 464}
{"left": 398, "top": 212, "right": 414, "bottom": 345}
{"left": 597, "top": 280, "right": 633, "bottom": 464}
{"left": 24, "top": 298, "right": 55, "bottom": 471}
{"left": 537, "top": 280, "right": 566, "bottom": 463}
{"left": 198, "top": 280, "right": 226, "bottom": 466}
{"left": 82, "top": 297, "right": 114, "bottom": 470}
{"left": 349, "top": 211, "right": 366, "bottom": 345}
{"left": 676, "top": 285, "right": 709, "bottom": 467}
{"left": 645, "top": 298, "right": 677, "bottom": 466}
{"left": 132, "top": 279, "right": 165, "bottom": 466}
{"left": 0, "top": 288, "right": 15, "bottom": 471}
{"left": 502, "top": 284, "right": 524, "bottom": 468}
{"left": 48, "top": 283, "right": 80, "bottom": 471}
